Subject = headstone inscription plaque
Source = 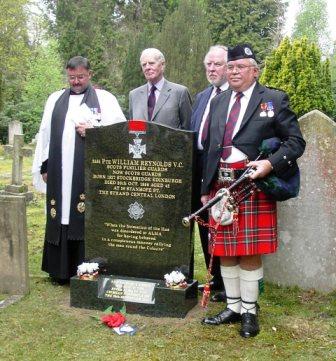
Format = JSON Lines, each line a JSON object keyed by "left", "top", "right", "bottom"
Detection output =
{"left": 70, "top": 121, "right": 198, "bottom": 317}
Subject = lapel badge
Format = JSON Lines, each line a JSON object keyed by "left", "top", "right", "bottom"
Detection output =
{"left": 267, "top": 101, "right": 274, "bottom": 117}
{"left": 50, "top": 208, "right": 56, "bottom": 218}
{"left": 260, "top": 103, "right": 267, "bottom": 117}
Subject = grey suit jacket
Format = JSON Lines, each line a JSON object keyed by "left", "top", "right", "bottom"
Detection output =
{"left": 129, "top": 79, "right": 192, "bottom": 129}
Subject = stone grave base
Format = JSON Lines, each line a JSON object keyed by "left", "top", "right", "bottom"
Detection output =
{"left": 70, "top": 275, "right": 198, "bottom": 318}
{"left": 1, "top": 185, "right": 34, "bottom": 202}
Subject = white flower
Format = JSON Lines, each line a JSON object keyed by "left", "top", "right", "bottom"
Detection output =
{"left": 164, "top": 271, "right": 185, "bottom": 285}
{"left": 77, "top": 262, "right": 99, "bottom": 275}
{"left": 171, "top": 271, "right": 185, "bottom": 284}
{"left": 164, "top": 273, "right": 173, "bottom": 284}
{"left": 87, "top": 263, "right": 99, "bottom": 273}
{"left": 77, "top": 262, "right": 89, "bottom": 275}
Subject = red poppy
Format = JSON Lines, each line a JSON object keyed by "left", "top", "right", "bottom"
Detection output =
{"left": 101, "top": 312, "right": 126, "bottom": 328}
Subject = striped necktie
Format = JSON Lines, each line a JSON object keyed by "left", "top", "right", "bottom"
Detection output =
{"left": 221, "top": 92, "right": 243, "bottom": 160}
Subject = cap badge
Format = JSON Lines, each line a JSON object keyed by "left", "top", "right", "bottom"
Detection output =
{"left": 244, "top": 47, "right": 252, "bottom": 56}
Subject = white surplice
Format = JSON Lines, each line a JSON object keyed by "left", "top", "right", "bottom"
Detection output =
{"left": 32, "top": 88, "right": 126, "bottom": 224}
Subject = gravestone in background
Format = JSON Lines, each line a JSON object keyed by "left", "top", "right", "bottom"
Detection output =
{"left": 4, "top": 120, "right": 24, "bottom": 155}
{"left": 0, "top": 194, "right": 29, "bottom": 295}
{"left": 264, "top": 110, "right": 336, "bottom": 292}
{"left": 1, "top": 134, "right": 33, "bottom": 201}
{"left": 71, "top": 121, "right": 197, "bottom": 317}
{"left": 8, "top": 120, "right": 23, "bottom": 145}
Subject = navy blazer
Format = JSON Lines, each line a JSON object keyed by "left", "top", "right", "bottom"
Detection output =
{"left": 190, "top": 86, "right": 213, "bottom": 133}
{"left": 201, "top": 82, "right": 306, "bottom": 194}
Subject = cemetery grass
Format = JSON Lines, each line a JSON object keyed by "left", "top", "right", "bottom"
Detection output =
{"left": 0, "top": 148, "right": 335, "bottom": 361}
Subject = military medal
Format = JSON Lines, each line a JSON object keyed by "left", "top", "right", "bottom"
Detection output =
{"left": 77, "top": 193, "right": 85, "bottom": 213}
{"left": 49, "top": 199, "right": 57, "bottom": 218}
{"left": 267, "top": 101, "right": 274, "bottom": 117}
{"left": 260, "top": 103, "right": 267, "bottom": 117}
{"left": 77, "top": 202, "right": 85, "bottom": 213}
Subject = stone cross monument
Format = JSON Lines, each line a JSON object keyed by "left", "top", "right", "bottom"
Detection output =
{"left": 2, "top": 134, "right": 33, "bottom": 201}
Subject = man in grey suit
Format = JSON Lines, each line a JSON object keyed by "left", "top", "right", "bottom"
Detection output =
{"left": 129, "top": 48, "right": 192, "bottom": 129}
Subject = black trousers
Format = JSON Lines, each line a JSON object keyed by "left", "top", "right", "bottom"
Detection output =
{"left": 193, "top": 151, "right": 222, "bottom": 286}
{"left": 42, "top": 225, "right": 85, "bottom": 281}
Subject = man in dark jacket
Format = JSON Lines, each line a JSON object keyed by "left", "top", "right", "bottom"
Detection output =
{"left": 201, "top": 44, "right": 305, "bottom": 338}
{"left": 191, "top": 45, "right": 229, "bottom": 301}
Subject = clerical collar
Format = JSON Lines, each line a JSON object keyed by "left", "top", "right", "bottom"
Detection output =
{"left": 70, "top": 88, "right": 88, "bottom": 95}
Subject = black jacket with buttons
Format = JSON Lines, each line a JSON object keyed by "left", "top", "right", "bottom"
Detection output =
{"left": 201, "top": 82, "right": 306, "bottom": 195}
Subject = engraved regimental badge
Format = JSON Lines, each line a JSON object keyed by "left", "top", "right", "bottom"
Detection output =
{"left": 129, "top": 134, "right": 146, "bottom": 159}
{"left": 50, "top": 198, "right": 56, "bottom": 218}
{"left": 128, "top": 202, "right": 145, "bottom": 220}
{"left": 77, "top": 193, "right": 85, "bottom": 213}
{"left": 50, "top": 208, "right": 56, "bottom": 218}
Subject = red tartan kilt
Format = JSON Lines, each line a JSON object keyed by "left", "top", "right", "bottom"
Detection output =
{"left": 208, "top": 182, "right": 278, "bottom": 257}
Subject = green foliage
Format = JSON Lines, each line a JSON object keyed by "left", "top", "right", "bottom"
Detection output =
{"left": 0, "top": 39, "right": 65, "bottom": 143}
{"left": 155, "top": 0, "right": 211, "bottom": 96}
{"left": 330, "top": 43, "right": 336, "bottom": 119}
{"left": 205, "top": 0, "right": 286, "bottom": 63}
{"left": 260, "top": 37, "right": 335, "bottom": 117}
{"left": 17, "top": 40, "right": 65, "bottom": 142}
{"left": 0, "top": 0, "right": 31, "bottom": 110}
{"left": 45, "top": 0, "right": 123, "bottom": 94}
{"left": 292, "top": 0, "right": 331, "bottom": 54}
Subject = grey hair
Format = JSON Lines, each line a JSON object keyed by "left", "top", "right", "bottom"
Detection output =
{"left": 204, "top": 45, "right": 228, "bottom": 64}
{"left": 140, "top": 48, "right": 165, "bottom": 63}
{"left": 248, "top": 58, "right": 260, "bottom": 70}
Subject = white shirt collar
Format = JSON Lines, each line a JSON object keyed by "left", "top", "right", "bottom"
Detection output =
{"left": 232, "top": 81, "right": 256, "bottom": 100}
{"left": 148, "top": 77, "right": 165, "bottom": 92}
{"left": 219, "top": 82, "right": 229, "bottom": 92}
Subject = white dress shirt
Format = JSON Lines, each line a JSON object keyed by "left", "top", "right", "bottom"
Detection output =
{"left": 223, "top": 82, "right": 257, "bottom": 163}
{"left": 197, "top": 82, "right": 229, "bottom": 150}
{"left": 147, "top": 77, "right": 165, "bottom": 101}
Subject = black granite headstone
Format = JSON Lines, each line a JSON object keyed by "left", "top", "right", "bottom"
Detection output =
{"left": 70, "top": 121, "right": 197, "bottom": 317}
{"left": 85, "top": 121, "right": 194, "bottom": 280}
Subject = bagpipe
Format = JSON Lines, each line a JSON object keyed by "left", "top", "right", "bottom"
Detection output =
{"left": 183, "top": 137, "right": 300, "bottom": 308}
{"left": 182, "top": 137, "right": 300, "bottom": 228}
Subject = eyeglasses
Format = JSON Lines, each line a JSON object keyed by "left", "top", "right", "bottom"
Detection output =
{"left": 227, "top": 64, "right": 254, "bottom": 73}
{"left": 67, "top": 74, "right": 89, "bottom": 81}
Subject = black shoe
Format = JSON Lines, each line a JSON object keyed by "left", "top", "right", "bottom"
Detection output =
{"left": 202, "top": 308, "right": 241, "bottom": 326}
{"left": 210, "top": 291, "right": 227, "bottom": 303}
{"left": 49, "top": 277, "right": 69, "bottom": 285}
{"left": 239, "top": 313, "right": 260, "bottom": 338}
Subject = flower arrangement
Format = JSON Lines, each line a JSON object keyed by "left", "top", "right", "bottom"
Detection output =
{"left": 77, "top": 262, "right": 99, "bottom": 280}
{"left": 101, "top": 311, "right": 126, "bottom": 328}
{"left": 92, "top": 305, "right": 136, "bottom": 335}
{"left": 164, "top": 270, "right": 187, "bottom": 289}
